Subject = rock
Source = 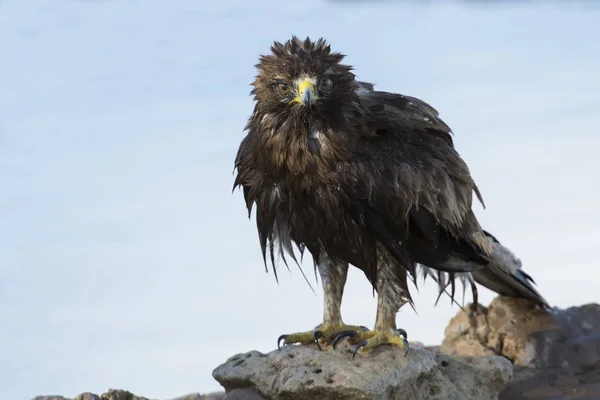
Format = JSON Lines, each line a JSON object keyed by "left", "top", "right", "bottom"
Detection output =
{"left": 212, "top": 343, "right": 513, "bottom": 400}
{"left": 186, "top": 393, "right": 226, "bottom": 400}
{"left": 222, "top": 388, "right": 267, "bottom": 399}
{"left": 33, "top": 394, "right": 101, "bottom": 400}
{"left": 76, "top": 395, "right": 101, "bottom": 400}
{"left": 32, "top": 390, "right": 145, "bottom": 400}
{"left": 441, "top": 297, "right": 600, "bottom": 372}
{"left": 100, "top": 389, "right": 149, "bottom": 400}
{"left": 33, "top": 397, "right": 73, "bottom": 400}
{"left": 499, "top": 365, "right": 600, "bottom": 400}
{"left": 33, "top": 390, "right": 227, "bottom": 400}
{"left": 442, "top": 296, "right": 600, "bottom": 399}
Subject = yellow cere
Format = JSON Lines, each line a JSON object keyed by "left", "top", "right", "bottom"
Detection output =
{"left": 291, "top": 78, "right": 319, "bottom": 104}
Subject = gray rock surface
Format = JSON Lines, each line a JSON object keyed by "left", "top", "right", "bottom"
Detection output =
{"left": 212, "top": 342, "right": 513, "bottom": 400}
{"left": 442, "top": 296, "right": 600, "bottom": 399}
{"left": 32, "top": 390, "right": 224, "bottom": 400}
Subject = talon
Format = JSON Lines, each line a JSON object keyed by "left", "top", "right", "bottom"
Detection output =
{"left": 313, "top": 330, "right": 325, "bottom": 350}
{"left": 279, "top": 324, "right": 369, "bottom": 351}
{"left": 332, "top": 330, "right": 358, "bottom": 350}
{"left": 277, "top": 334, "right": 289, "bottom": 350}
{"left": 360, "top": 326, "right": 370, "bottom": 331}
{"left": 352, "top": 340, "right": 368, "bottom": 359}
{"left": 344, "top": 328, "right": 409, "bottom": 359}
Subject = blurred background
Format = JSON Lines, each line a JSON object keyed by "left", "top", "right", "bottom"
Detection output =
{"left": 1, "top": 0, "right": 599, "bottom": 399}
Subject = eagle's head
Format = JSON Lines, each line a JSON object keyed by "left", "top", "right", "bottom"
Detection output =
{"left": 252, "top": 36, "right": 357, "bottom": 116}
{"left": 248, "top": 37, "right": 361, "bottom": 170}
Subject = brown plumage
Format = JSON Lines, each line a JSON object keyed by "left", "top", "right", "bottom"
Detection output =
{"left": 350, "top": 82, "right": 549, "bottom": 311}
{"left": 233, "top": 36, "right": 493, "bottom": 355}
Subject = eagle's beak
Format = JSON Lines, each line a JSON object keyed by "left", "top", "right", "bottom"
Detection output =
{"left": 294, "top": 79, "right": 318, "bottom": 107}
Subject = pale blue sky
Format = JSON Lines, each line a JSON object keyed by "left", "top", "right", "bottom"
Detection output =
{"left": 1, "top": 1, "right": 599, "bottom": 399}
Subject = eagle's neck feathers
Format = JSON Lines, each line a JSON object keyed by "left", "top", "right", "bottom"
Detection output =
{"left": 248, "top": 103, "right": 361, "bottom": 183}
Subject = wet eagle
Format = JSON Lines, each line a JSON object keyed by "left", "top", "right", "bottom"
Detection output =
{"left": 233, "top": 37, "right": 541, "bottom": 357}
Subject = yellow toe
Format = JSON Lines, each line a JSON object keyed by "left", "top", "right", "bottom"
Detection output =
{"left": 351, "top": 329, "right": 410, "bottom": 358}
{"left": 277, "top": 330, "right": 316, "bottom": 349}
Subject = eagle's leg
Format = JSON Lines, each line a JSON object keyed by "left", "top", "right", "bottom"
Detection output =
{"left": 333, "top": 254, "right": 410, "bottom": 358}
{"left": 278, "top": 253, "right": 368, "bottom": 350}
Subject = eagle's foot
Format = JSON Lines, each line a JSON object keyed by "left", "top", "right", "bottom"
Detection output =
{"left": 277, "top": 330, "right": 315, "bottom": 350}
{"left": 312, "top": 324, "right": 369, "bottom": 350}
{"left": 277, "top": 324, "right": 369, "bottom": 351}
{"left": 333, "top": 328, "right": 409, "bottom": 359}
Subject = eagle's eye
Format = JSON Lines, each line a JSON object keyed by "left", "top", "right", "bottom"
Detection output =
{"left": 320, "top": 77, "right": 333, "bottom": 91}
{"left": 277, "top": 83, "right": 290, "bottom": 95}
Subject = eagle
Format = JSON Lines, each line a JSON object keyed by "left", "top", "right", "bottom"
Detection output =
{"left": 233, "top": 36, "right": 531, "bottom": 357}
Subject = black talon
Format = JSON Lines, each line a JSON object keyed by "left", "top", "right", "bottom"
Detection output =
{"left": 360, "top": 326, "right": 370, "bottom": 331}
{"left": 277, "top": 334, "right": 288, "bottom": 350}
{"left": 313, "top": 330, "right": 325, "bottom": 351}
{"left": 402, "top": 338, "right": 410, "bottom": 357}
{"left": 332, "top": 330, "right": 358, "bottom": 350}
{"left": 352, "top": 340, "right": 368, "bottom": 359}
{"left": 397, "top": 328, "right": 408, "bottom": 339}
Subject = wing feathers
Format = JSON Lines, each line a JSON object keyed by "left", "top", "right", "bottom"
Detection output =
{"left": 337, "top": 90, "right": 492, "bottom": 272}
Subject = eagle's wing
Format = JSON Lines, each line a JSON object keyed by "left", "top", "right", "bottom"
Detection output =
{"left": 337, "top": 90, "right": 491, "bottom": 279}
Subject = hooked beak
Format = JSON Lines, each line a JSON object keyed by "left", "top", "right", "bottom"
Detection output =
{"left": 301, "top": 84, "right": 315, "bottom": 107}
{"left": 292, "top": 79, "right": 318, "bottom": 107}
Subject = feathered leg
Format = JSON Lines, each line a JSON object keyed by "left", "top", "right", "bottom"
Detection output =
{"left": 277, "top": 252, "right": 368, "bottom": 350}
{"left": 333, "top": 248, "right": 410, "bottom": 358}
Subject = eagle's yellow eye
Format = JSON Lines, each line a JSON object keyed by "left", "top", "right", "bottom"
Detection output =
{"left": 278, "top": 83, "right": 290, "bottom": 94}
{"left": 320, "top": 77, "right": 333, "bottom": 91}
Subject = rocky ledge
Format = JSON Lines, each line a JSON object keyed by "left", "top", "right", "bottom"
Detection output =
{"left": 212, "top": 342, "right": 512, "bottom": 400}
